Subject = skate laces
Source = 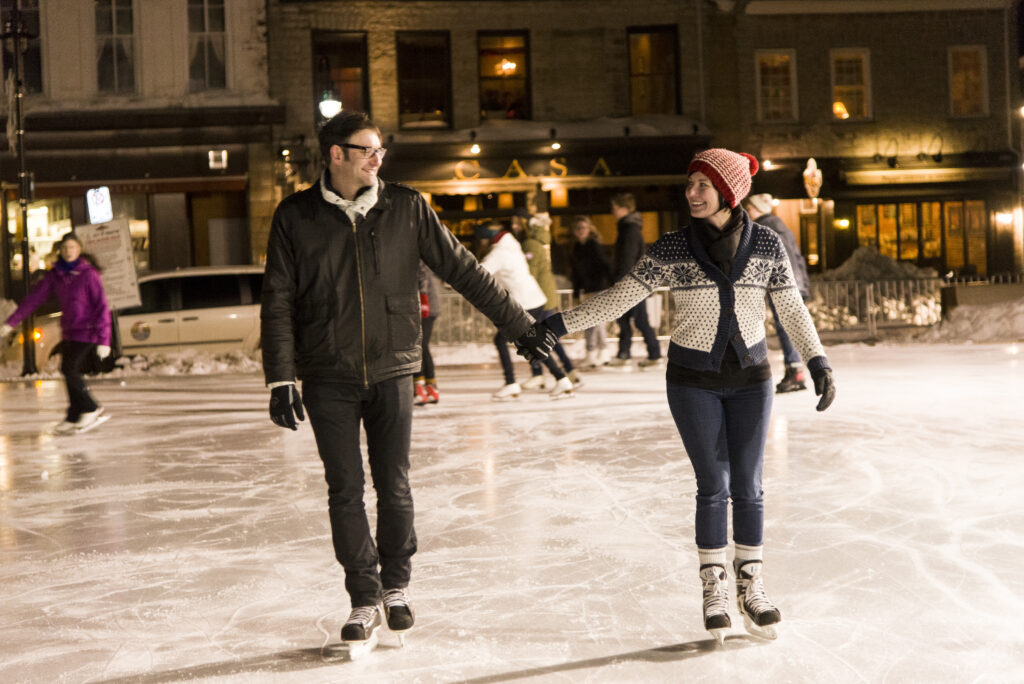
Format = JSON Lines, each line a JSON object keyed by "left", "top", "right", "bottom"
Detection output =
{"left": 346, "top": 605, "right": 379, "bottom": 627}
{"left": 382, "top": 587, "right": 409, "bottom": 609}
{"left": 739, "top": 564, "right": 775, "bottom": 613}
{"left": 700, "top": 566, "right": 729, "bottom": 616}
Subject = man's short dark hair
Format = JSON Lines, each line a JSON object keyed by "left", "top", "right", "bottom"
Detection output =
{"left": 610, "top": 192, "right": 635, "bottom": 212}
{"left": 318, "top": 111, "right": 381, "bottom": 166}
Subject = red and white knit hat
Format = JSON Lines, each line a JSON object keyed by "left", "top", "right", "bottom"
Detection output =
{"left": 687, "top": 149, "right": 760, "bottom": 209}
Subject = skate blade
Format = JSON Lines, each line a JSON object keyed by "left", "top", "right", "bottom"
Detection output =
{"left": 742, "top": 615, "right": 778, "bottom": 640}
{"left": 75, "top": 414, "right": 110, "bottom": 434}
{"left": 491, "top": 394, "right": 519, "bottom": 401}
{"left": 342, "top": 629, "right": 380, "bottom": 660}
{"left": 549, "top": 392, "right": 575, "bottom": 401}
{"left": 708, "top": 627, "right": 729, "bottom": 645}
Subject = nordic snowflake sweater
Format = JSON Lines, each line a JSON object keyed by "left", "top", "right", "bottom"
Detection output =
{"left": 546, "top": 212, "right": 830, "bottom": 375}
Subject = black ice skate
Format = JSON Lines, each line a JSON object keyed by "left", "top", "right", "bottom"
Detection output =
{"left": 699, "top": 564, "right": 732, "bottom": 645}
{"left": 341, "top": 605, "right": 382, "bottom": 658}
{"left": 734, "top": 560, "right": 781, "bottom": 640}
{"left": 382, "top": 587, "right": 415, "bottom": 646}
{"left": 775, "top": 365, "right": 807, "bottom": 394}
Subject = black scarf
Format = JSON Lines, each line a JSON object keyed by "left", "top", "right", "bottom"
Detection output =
{"left": 695, "top": 209, "right": 744, "bottom": 276}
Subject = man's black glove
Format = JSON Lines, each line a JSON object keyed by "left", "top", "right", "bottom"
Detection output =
{"left": 811, "top": 368, "right": 836, "bottom": 412}
{"left": 270, "top": 384, "right": 305, "bottom": 430}
{"left": 513, "top": 320, "right": 558, "bottom": 363}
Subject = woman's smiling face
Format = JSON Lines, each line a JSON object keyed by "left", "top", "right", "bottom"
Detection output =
{"left": 685, "top": 171, "right": 722, "bottom": 220}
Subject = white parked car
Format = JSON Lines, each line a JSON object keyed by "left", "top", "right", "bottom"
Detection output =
{"left": 2, "top": 265, "right": 265, "bottom": 366}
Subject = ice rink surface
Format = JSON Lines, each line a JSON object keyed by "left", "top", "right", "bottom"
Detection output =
{"left": 1, "top": 343, "right": 1023, "bottom": 683}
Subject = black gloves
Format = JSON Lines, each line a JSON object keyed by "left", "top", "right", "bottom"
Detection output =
{"left": 270, "top": 384, "right": 305, "bottom": 430}
{"left": 513, "top": 320, "right": 558, "bottom": 363}
{"left": 811, "top": 368, "right": 836, "bottom": 412}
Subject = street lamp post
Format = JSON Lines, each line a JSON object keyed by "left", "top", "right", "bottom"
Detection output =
{"left": 1, "top": 2, "right": 37, "bottom": 375}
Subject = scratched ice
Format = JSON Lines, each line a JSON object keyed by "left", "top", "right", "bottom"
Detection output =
{"left": 1, "top": 342, "right": 1023, "bottom": 683}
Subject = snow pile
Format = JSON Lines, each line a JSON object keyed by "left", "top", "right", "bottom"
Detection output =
{"left": 909, "top": 299, "right": 1024, "bottom": 343}
{"left": 820, "top": 246, "right": 938, "bottom": 281}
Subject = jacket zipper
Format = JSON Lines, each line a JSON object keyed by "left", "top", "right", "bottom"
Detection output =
{"left": 352, "top": 217, "right": 369, "bottom": 388}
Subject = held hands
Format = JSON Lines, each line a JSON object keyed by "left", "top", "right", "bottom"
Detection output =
{"left": 96, "top": 345, "right": 111, "bottom": 360}
{"left": 811, "top": 368, "right": 836, "bottom": 412}
{"left": 269, "top": 383, "right": 306, "bottom": 430}
{"left": 0, "top": 323, "right": 12, "bottom": 340}
{"left": 513, "top": 320, "right": 558, "bottom": 363}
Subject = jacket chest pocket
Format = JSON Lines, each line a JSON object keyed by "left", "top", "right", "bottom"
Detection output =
{"left": 386, "top": 294, "right": 420, "bottom": 352}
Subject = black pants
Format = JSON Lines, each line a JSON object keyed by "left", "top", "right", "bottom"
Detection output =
{"left": 61, "top": 340, "right": 99, "bottom": 422}
{"left": 419, "top": 316, "right": 436, "bottom": 380}
{"left": 303, "top": 375, "right": 417, "bottom": 607}
{"left": 616, "top": 299, "right": 661, "bottom": 360}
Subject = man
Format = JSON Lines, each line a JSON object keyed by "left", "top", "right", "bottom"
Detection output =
{"left": 260, "top": 111, "right": 553, "bottom": 650}
{"left": 744, "top": 193, "right": 811, "bottom": 393}
{"left": 608, "top": 192, "right": 662, "bottom": 367}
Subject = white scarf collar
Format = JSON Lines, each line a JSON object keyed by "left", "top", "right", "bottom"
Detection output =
{"left": 320, "top": 173, "right": 379, "bottom": 223}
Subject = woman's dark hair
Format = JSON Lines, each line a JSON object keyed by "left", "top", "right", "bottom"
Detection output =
{"left": 57, "top": 231, "right": 103, "bottom": 273}
{"left": 318, "top": 111, "right": 381, "bottom": 166}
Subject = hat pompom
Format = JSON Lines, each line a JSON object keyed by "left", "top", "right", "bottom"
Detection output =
{"left": 741, "top": 153, "right": 759, "bottom": 177}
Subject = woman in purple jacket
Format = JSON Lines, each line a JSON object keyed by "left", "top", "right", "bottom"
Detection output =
{"left": 1, "top": 232, "right": 111, "bottom": 433}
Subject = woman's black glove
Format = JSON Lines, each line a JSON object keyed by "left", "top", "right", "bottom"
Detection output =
{"left": 811, "top": 368, "right": 836, "bottom": 412}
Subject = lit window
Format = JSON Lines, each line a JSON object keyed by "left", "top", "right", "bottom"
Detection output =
{"left": 755, "top": 50, "right": 797, "bottom": 123}
{"left": 479, "top": 32, "right": 530, "bottom": 120}
{"left": 949, "top": 46, "right": 987, "bottom": 117}
{"left": 313, "top": 32, "right": 368, "bottom": 119}
{"left": 830, "top": 49, "right": 871, "bottom": 120}
{"left": 629, "top": 26, "right": 678, "bottom": 115}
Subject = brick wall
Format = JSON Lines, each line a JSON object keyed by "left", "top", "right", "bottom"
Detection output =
{"left": 727, "top": 8, "right": 1012, "bottom": 160}
{"left": 268, "top": 0, "right": 704, "bottom": 140}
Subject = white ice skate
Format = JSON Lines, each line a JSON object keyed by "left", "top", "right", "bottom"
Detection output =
{"left": 700, "top": 564, "right": 732, "bottom": 645}
{"left": 74, "top": 408, "right": 109, "bottom": 434}
{"left": 341, "top": 605, "right": 383, "bottom": 659}
{"left": 492, "top": 382, "right": 521, "bottom": 401}
{"left": 735, "top": 560, "right": 781, "bottom": 640}
{"left": 382, "top": 587, "right": 415, "bottom": 647}
{"left": 548, "top": 376, "right": 575, "bottom": 400}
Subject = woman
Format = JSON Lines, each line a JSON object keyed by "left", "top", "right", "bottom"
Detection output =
{"left": 527, "top": 149, "right": 836, "bottom": 642}
{"left": 1, "top": 232, "right": 111, "bottom": 434}
{"left": 569, "top": 215, "right": 613, "bottom": 368}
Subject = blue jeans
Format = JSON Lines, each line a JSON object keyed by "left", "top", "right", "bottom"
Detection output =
{"left": 666, "top": 380, "right": 773, "bottom": 549}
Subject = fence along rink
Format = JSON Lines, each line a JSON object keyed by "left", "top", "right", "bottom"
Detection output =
{"left": 429, "top": 279, "right": 956, "bottom": 346}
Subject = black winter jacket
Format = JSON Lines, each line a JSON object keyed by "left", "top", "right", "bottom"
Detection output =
{"left": 570, "top": 238, "right": 613, "bottom": 296}
{"left": 753, "top": 213, "right": 810, "bottom": 299}
{"left": 261, "top": 179, "right": 532, "bottom": 385}
{"left": 614, "top": 211, "right": 646, "bottom": 280}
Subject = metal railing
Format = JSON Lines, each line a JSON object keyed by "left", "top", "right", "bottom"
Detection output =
{"left": 432, "top": 278, "right": 954, "bottom": 345}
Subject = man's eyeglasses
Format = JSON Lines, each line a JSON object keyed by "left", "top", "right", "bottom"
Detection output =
{"left": 341, "top": 143, "right": 387, "bottom": 159}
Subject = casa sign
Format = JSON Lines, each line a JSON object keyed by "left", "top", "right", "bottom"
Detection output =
{"left": 452, "top": 156, "right": 614, "bottom": 181}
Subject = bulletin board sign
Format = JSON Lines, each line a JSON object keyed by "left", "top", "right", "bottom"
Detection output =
{"left": 74, "top": 218, "right": 142, "bottom": 310}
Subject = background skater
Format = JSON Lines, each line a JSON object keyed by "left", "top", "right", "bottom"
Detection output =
{"left": 1, "top": 231, "right": 112, "bottom": 435}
